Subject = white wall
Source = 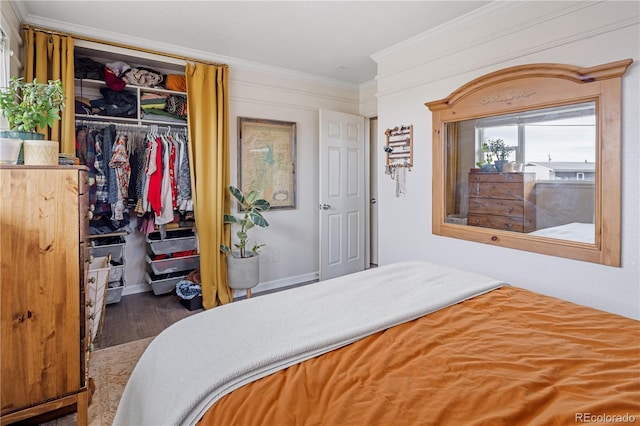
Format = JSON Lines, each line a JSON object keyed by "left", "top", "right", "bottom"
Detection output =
{"left": 228, "top": 65, "right": 361, "bottom": 293}
{"left": 372, "top": 1, "right": 640, "bottom": 319}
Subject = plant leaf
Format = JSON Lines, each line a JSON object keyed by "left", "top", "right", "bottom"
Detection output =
{"left": 253, "top": 199, "right": 270, "bottom": 211}
{"left": 250, "top": 211, "right": 269, "bottom": 227}
{"left": 228, "top": 185, "right": 244, "bottom": 204}
{"left": 245, "top": 190, "right": 258, "bottom": 204}
{"left": 223, "top": 214, "right": 238, "bottom": 223}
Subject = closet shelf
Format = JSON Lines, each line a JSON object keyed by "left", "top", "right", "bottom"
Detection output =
{"left": 75, "top": 78, "right": 186, "bottom": 96}
{"left": 74, "top": 114, "right": 187, "bottom": 128}
{"left": 75, "top": 77, "right": 188, "bottom": 127}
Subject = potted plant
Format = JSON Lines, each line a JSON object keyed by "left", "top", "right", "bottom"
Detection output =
{"left": 0, "top": 77, "right": 65, "bottom": 164}
{"left": 478, "top": 145, "right": 496, "bottom": 172}
{"left": 220, "top": 185, "right": 271, "bottom": 295}
{"left": 483, "top": 138, "right": 515, "bottom": 172}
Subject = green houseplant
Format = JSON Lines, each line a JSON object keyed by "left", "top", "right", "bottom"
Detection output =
{"left": 0, "top": 77, "right": 65, "bottom": 132}
{"left": 483, "top": 138, "right": 515, "bottom": 172}
{"left": 220, "top": 185, "right": 271, "bottom": 294}
{"left": 0, "top": 77, "right": 65, "bottom": 164}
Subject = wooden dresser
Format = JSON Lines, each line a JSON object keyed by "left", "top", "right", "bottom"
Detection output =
{"left": 1, "top": 166, "right": 90, "bottom": 425}
{"left": 467, "top": 172, "right": 536, "bottom": 233}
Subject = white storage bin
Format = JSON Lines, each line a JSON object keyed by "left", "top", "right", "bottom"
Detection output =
{"left": 146, "top": 253, "right": 200, "bottom": 275}
{"left": 109, "top": 261, "right": 125, "bottom": 282}
{"left": 145, "top": 271, "right": 186, "bottom": 295}
{"left": 92, "top": 242, "right": 125, "bottom": 262}
{"left": 106, "top": 280, "right": 124, "bottom": 304}
{"left": 146, "top": 235, "right": 197, "bottom": 255}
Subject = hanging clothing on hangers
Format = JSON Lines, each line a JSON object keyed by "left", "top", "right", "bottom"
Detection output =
{"left": 156, "top": 132, "right": 176, "bottom": 225}
{"left": 175, "top": 131, "right": 193, "bottom": 212}
{"left": 109, "top": 132, "right": 131, "bottom": 221}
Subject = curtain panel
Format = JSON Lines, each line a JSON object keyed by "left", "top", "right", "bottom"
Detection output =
{"left": 186, "top": 63, "right": 233, "bottom": 309}
{"left": 23, "top": 27, "right": 75, "bottom": 153}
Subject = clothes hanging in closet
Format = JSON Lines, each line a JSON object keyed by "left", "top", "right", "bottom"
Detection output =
{"left": 76, "top": 122, "right": 193, "bottom": 233}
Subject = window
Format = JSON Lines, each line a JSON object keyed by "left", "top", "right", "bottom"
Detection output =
{"left": 475, "top": 102, "right": 596, "bottom": 181}
{"left": 0, "top": 26, "right": 8, "bottom": 87}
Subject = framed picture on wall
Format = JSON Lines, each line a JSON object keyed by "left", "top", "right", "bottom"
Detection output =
{"left": 237, "top": 117, "right": 297, "bottom": 209}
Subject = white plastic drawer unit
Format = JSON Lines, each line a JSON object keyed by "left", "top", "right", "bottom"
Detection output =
{"left": 146, "top": 230, "right": 197, "bottom": 255}
{"left": 91, "top": 235, "right": 126, "bottom": 262}
{"left": 145, "top": 253, "right": 200, "bottom": 275}
{"left": 145, "top": 271, "right": 187, "bottom": 295}
{"left": 106, "top": 280, "right": 124, "bottom": 304}
{"left": 109, "top": 260, "right": 125, "bottom": 282}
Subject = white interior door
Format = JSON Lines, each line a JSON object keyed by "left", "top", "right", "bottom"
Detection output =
{"left": 319, "top": 109, "right": 366, "bottom": 281}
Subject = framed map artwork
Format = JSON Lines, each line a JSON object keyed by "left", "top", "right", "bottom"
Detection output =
{"left": 237, "top": 117, "right": 297, "bottom": 209}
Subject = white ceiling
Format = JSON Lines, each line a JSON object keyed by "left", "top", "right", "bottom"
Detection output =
{"left": 13, "top": 1, "right": 491, "bottom": 85}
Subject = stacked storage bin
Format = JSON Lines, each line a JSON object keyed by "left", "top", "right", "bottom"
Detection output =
{"left": 145, "top": 228, "right": 200, "bottom": 295}
{"left": 90, "top": 233, "right": 127, "bottom": 304}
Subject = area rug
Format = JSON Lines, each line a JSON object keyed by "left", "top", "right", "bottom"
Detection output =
{"left": 43, "top": 337, "right": 154, "bottom": 425}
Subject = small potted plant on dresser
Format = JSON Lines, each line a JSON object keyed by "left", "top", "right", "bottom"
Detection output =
{"left": 483, "top": 138, "right": 515, "bottom": 173}
{"left": 220, "top": 185, "right": 271, "bottom": 298}
{"left": 0, "top": 77, "right": 65, "bottom": 165}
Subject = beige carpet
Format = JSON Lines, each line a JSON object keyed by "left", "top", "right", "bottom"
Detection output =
{"left": 43, "top": 337, "right": 154, "bottom": 426}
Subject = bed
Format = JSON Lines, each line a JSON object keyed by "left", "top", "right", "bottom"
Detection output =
{"left": 114, "top": 261, "right": 639, "bottom": 426}
{"left": 528, "top": 222, "right": 595, "bottom": 244}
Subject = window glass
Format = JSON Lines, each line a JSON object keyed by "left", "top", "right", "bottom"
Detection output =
{"left": 475, "top": 102, "right": 595, "bottom": 180}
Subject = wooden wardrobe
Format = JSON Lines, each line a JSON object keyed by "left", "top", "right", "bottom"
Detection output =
{"left": 0, "top": 165, "right": 90, "bottom": 425}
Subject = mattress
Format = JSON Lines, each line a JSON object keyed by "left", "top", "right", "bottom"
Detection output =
{"left": 114, "top": 261, "right": 639, "bottom": 425}
{"left": 529, "top": 222, "right": 595, "bottom": 244}
{"left": 200, "top": 286, "right": 640, "bottom": 425}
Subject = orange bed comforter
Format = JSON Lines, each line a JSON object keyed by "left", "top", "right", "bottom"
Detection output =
{"left": 200, "top": 286, "right": 639, "bottom": 425}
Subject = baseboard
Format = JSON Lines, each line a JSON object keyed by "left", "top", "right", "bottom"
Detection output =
{"left": 122, "top": 271, "right": 320, "bottom": 298}
{"left": 234, "top": 271, "right": 319, "bottom": 298}
{"left": 122, "top": 282, "right": 151, "bottom": 296}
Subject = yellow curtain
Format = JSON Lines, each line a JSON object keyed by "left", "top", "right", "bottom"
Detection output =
{"left": 186, "top": 63, "right": 233, "bottom": 309}
{"left": 23, "top": 27, "right": 75, "bottom": 153}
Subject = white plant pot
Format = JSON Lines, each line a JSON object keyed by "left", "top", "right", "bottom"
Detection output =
{"left": 226, "top": 252, "right": 260, "bottom": 289}
{"left": 23, "top": 139, "right": 58, "bottom": 166}
{"left": 0, "top": 138, "right": 22, "bottom": 164}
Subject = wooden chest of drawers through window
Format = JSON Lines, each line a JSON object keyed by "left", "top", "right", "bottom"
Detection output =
{"left": 467, "top": 172, "right": 536, "bottom": 233}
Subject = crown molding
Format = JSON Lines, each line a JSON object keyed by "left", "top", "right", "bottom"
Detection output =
{"left": 374, "top": 1, "right": 638, "bottom": 98}
{"left": 371, "top": 0, "right": 526, "bottom": 63}
{"left": 19, "top": 13, "right": 361, "bottom": 90}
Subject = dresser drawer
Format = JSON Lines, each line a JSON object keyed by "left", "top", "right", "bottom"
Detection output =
{"left": 469, "top": 182, "right": 525, "bottom": 200}
{"left": 469, "top": 172, "right": 524, "bottom": 183}
{"left": 468, "top": 198, "right": 524, "bottom": 217}
{"left": 468, "top": 214, "right": 526, "bottom": 232}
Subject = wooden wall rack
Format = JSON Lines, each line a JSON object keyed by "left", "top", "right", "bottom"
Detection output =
{"left": 384, "top": 124, "right": 413, "bottom": 170}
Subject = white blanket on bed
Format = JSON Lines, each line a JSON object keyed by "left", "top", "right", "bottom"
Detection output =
{"left": 113, "top": 261, "right": 505, "bottom": 426}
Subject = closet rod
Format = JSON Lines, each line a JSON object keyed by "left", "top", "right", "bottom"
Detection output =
{"left": 22, "top": 24, "right": 228, "bottom": 68}
{"left": 75, "top": 120, "right": 182, "bottom": 132}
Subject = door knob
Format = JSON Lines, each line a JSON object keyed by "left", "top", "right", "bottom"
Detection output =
{"left": 370, "top": 198, "right": 377, "bottom": 204}
{"left": 319, "top": 204, "right": 331, "bottom": 210}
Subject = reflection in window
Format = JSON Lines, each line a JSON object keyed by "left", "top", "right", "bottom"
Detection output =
{"left": 475, "top": 102, "right": 596, "bottom": 181}
{"left": 446, "top": 102, "right": 596, "bottom": 242}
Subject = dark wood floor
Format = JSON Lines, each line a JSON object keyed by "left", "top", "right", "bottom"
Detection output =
{"left": 96, "top": 292, "right": 203, "bottom": 349}
{"left": 96, "top": 280, "right": 319, "bottom": 349}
